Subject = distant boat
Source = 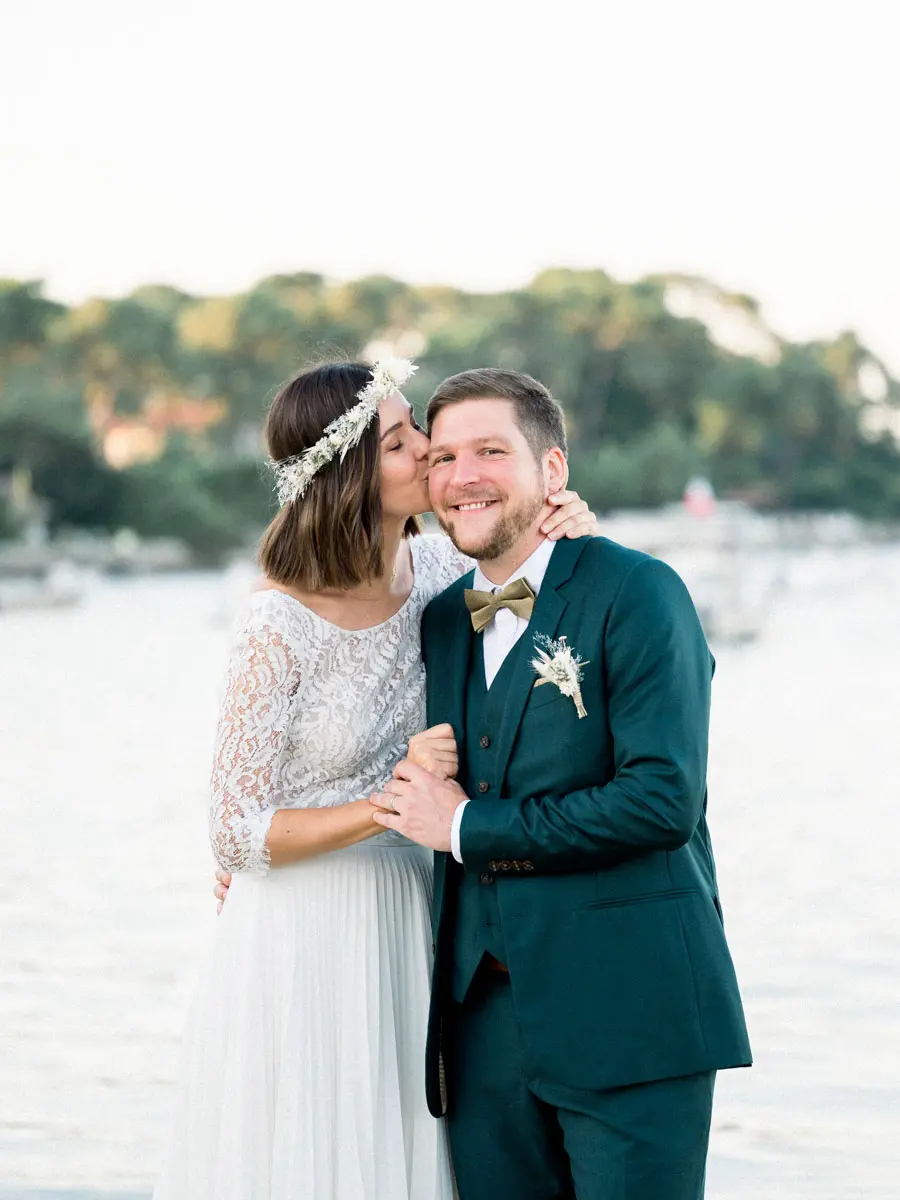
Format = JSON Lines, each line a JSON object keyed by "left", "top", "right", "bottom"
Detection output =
{"left": 0, "top": 562, "right": 87, "bottom": 613}
{"left": 678, "top": 550, "right": 768, "bottom": 645}
{"left": 683, "top": 475, "right": 717, "bottom": 518}
{"left": 600, "top": 487, "right": 777, "bottom": 644}
{"left": 677, "top": 478, "right": 763, "bottom": 641}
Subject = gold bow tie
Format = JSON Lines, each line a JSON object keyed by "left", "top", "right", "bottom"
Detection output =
{"left": 464, "top": 578, "right": 536, "bottom": 633}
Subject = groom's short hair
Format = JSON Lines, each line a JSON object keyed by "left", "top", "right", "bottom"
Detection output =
{"left": 426, "top": 368, "right": 568, "bottom": 460}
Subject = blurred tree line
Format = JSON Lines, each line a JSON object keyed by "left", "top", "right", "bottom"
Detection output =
{"left": 1, "top": 270, "right": 898, "bottom": 561}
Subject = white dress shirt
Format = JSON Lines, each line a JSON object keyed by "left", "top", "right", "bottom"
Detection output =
{"left": 450, "top": 538, "right": 555, "bottom": 863}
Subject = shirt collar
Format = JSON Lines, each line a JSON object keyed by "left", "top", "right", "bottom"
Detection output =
{"left": 472, "top": 537, "right": 555, "bottom": 596}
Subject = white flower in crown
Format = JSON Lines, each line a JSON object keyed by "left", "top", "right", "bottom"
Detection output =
{"left": 531, "top": 633, "right": 589, "bottom": 719}
{"left": 271, "top": 357, "right": 418, "bottom": 505}
{"left": 370, "top": 356, "right": 415, "bottom": 393}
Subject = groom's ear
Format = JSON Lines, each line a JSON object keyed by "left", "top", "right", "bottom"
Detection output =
{"left": 543, "top": 446, "right": 568, "bottom": 496}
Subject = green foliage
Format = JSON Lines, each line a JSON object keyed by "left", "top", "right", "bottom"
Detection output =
{"left": 572, "top": 423, "right": 702, "bottom": 511}
{"left": 0, "top": 377, "right": 124, "bottom": 531}
{"left": 1, "top": 271, "right": 899, "bottom": 561}
{"left": 0, "top": 496, "right": 19, "bottom": 538}
{"left": 114, "top": 443, "right": 270, "bottom": 563}
{"left": 0, "top": 280, "right": 65, "bottom": 348}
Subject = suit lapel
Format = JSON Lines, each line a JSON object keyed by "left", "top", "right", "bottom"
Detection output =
{"left": 491, "top": 538, "right": 589, "bottom": 792}
{"left": 431, "top": 580, "right": 474, "bottom": 744}
{"left": 429, "top": 576, "right": 474, "bottom": 934}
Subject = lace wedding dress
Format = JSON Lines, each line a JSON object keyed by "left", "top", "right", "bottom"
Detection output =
{"left": 153, "top": 534, "right": 470, "bottom": 1200}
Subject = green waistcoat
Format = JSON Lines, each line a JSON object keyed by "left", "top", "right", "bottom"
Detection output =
{"left": 450, "top": 632, "right": 523, "bottom": 1001}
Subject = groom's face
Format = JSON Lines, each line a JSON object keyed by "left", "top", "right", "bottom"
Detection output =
{"left": 427, "top": 398, "right": 549, "bottom": 560}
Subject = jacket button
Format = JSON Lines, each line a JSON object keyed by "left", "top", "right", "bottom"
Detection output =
{"left": 479, "top": 735, "right": 491, "bottom": 749}
{"left": 477, "top": 781, "right": 489, "bottom": 793}
{"left": 480, "top": 872, "right": 494, "bottom": 885}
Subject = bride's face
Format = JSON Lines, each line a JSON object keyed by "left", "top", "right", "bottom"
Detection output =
{"left": 378, "top": 391, "right": 432, "bottom": 520}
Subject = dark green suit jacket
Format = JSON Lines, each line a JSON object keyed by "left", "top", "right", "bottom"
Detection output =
{"left": 422, "top": 536, "right": 752, "bottom": 1117}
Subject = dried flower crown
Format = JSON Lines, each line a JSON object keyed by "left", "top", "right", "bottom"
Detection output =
{"left": 270, "top": 357, "right": 418, "bottom": 505}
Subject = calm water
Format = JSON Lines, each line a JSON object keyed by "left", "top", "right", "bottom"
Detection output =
{"left": 1, "top": 545, "right": 898, "bottom": 1198}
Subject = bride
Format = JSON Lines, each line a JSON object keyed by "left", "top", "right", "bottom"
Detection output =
{"left": 152, "top": 358, "right": 597, "bottom": 1200}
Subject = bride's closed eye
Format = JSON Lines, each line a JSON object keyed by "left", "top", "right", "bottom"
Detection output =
{"left": 387, "top": 417, "right": 425, "bottom": 452}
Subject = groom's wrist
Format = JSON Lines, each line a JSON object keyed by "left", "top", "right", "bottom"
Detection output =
{"left": 450, "top": 799, "right": 469, "bottom": 863}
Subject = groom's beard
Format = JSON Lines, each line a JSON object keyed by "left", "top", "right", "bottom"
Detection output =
{"left": 435, "top": 488, "right": 545, "bottom": 562}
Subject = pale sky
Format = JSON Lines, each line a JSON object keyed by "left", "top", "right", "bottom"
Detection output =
{"left": 2, "top": 0, "right": 898, "bottom": 371}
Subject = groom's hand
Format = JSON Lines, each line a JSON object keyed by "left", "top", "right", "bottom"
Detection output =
{"left": 370, "top": 760, "right": 468, "bottom": 852}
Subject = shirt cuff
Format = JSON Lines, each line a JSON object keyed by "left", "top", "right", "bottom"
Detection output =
{"left": 450, "top": 799, "right": 470, "bottom": 863}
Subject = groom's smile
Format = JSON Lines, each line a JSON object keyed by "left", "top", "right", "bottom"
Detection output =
{"left": 446, "top": 495, "right": 504, "bottom": 521}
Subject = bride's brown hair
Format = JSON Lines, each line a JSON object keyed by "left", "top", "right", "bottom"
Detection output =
{"left": 259, "top": 362, "right": 419, "bottom": 591}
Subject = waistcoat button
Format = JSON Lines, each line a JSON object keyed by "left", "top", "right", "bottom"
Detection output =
{"left": 480, "top": 872, "right": 494, "bottom": 885}
{"left": 477, "top": 781, "right": 489, "bottom": 793}
{"left": 479, "top": 735, "right": 491, "bottom": 749}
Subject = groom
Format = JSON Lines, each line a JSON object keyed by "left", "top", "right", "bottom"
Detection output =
{"left": 371, "top": 369, "right": 752, "bottom": 1199}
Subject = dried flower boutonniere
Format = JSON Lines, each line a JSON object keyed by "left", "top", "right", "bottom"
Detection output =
{"left": 531, "top": 633, "right": 589, "bottom": 719}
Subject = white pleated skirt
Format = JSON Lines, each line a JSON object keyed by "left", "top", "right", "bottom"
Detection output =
{"left": 153, "top": 842, "right": 454, "bottom": 1200}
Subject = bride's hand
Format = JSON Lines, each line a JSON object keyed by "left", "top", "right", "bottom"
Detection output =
{"left": 406, "top": 723, "right": 459, "bottom": 780}
{"left": 214, "top": 868, "right": 231, "bottom": 914}
{"left": 541, "top": 489, "right": 600, "bottom": 540}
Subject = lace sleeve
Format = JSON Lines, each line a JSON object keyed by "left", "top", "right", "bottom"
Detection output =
{"left": 208, "top": 605, "right": 303, "bottom": 873}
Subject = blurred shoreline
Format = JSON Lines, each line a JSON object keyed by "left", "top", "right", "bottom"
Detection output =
{"left": 3, "top": 503, "right": 898, "bottom": 580}
{"left": 0, "top": 1192, "right": 147, "bottom": 1199}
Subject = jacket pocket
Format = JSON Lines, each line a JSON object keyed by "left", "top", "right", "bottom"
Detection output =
{"left": 584, "top": 886, "right": 700, "bottom": 911}
{"left": 527, "top": 681, "right": 569, "bottom": 712}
